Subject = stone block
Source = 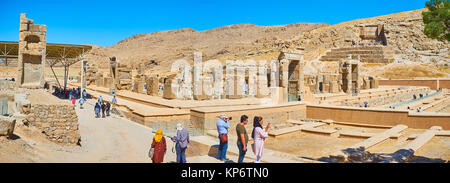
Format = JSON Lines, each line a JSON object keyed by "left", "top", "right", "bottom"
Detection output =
{"left": 163, "top": 79, "right": 177, "bottom": 99}
{"left": 0, "top": 116, "right": 16, "bottom": 138}
{"left": 0, "top": 97, "right": 7, "bottom": 116}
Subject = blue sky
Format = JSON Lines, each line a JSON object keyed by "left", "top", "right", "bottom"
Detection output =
{"left": 0, "top": 0, "right": 427, "bottom": 47}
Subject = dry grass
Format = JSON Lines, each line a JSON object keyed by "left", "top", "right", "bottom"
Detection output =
{"left": 439, "top": 68, "right": 450, "bottom": 74}
{"left": 377, "top": 64, "right": 448, "bottom": 79}
{"left": 363, "top": 63, "right": 386, "bottom": 68}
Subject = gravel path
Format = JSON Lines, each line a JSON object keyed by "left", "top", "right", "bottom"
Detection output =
{"left": 17, "top": 98, "right": 178, "bottom": 163}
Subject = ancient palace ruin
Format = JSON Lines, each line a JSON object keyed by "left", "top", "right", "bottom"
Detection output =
{"left": 17, "top": 13, "right": 47, "bottom": 88}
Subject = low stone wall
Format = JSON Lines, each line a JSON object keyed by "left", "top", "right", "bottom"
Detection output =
{"left": 126, "top": 112, "right": 192, "bottom": 137}
{"left": 347, "top": 87, "right": 430, "bottom": 107}
{"left": 191, "top": 102, "right": 307, "bottom": 136}
{"left": 379, "top": 79, "right": 450, "bottom": 90}
{"left": 331, "top": 86, "right": 430, "bottom": 107}
{"left": 0, "top": 116, "right": 16, "bottom": 138}
{"left": 24, "top": 104, "right": 81, "bottom": 145}
{"left": 306, "top": 104, "right": 450, "bottom": 129}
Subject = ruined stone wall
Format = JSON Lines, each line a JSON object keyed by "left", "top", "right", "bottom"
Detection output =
{"left": 24, "top": 104, "right": 80, "bottom": 145}
{"left": 116, "top": 65, "right": 132, "bottom": 90}
{"left": 307, "top": 104, "right": 450, "bottom": 129}
{"left": 190, "top": 102, "right": 307, "bottom": 136}
{"left": 343, "top": 87, "right": 430, "bottom": 107}
{"left": 379, "top": 79, "right": 450, "bottom": 90}
{"left": 292, "top": 9, "right": 449, "bottom": 65}
{"left": 440, "top": 80, "right": 450, "bottom": 90}
{"left": 0, "top": 80, "right": 16, "bottom": 91}
{"left": 0, "top": 116, "right": 16, "bottom": 138}
{"left": 17, "top": 13, "right": 46, "bottom": 88}
{"left": 85, "top": 63, "right": 98, "bottom": 86}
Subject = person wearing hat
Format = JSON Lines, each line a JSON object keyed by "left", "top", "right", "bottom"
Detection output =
{"left": 216, "top": 114, "right": 230, "bottom": 161}
{"left": 171, "top": 123, "right": 190, "bottom": 163}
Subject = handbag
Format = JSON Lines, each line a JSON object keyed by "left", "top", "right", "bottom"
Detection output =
{"left": 220, "top": 134, "right": 228, "bottom": 143}
{"left": 148, "top": 147, "right": 154, "bottom": 159}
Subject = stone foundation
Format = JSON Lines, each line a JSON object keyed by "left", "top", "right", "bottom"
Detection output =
{"left": 0, "top": 116, "right": 16, "bottom": 138}
{"left": 24, "top": 104, "right": 80, "bottom": 145}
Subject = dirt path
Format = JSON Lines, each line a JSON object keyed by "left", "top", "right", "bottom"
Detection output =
{"left": 8, "top": 98, "right": 179, "bottom": 163}
{"left": 2, "top": 95, "right": 248, "bottom": 163}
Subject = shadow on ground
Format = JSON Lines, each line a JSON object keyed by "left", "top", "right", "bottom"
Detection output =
{"left": 8, "top": 134, "right": 21, "bottom": 140}
{"left": 303, "top": 147, "right": 448, "bottom": 163}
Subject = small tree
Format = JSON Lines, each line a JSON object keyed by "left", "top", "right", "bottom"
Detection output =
{"left": 422, "top": 0, "right": 450, "bottom": 41}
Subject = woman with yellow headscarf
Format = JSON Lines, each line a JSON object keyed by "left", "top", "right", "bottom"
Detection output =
{"left": 151, "top": 129, "right": 167, "bottom": 163}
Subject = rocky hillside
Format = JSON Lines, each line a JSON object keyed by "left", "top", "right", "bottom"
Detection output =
{"left": 83, "top": 23, "right": 329, "bottom": 70}
{"left": 288, "top": 9, "right": 449, "bottom": 66}
{"left": 83, "top": 8, "right": 449, "bottom": 78}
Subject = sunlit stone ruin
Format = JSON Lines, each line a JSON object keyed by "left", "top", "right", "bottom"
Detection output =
{"left": 0, "top": 10, "right": 449, "bottom": 163}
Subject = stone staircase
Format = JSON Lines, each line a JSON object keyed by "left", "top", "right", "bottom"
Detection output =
{"left": 319, "top": 46, "right": 394, "bottom": 63}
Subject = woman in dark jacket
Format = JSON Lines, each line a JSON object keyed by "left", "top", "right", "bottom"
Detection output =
{"left": 94, "top": 102, "right": 100, "bottom": 118}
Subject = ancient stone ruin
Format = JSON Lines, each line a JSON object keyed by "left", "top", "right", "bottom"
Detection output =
{"left": 278, "top": 47, "right": 305, "bottom": 101}
{"left": 339, "top": 55, "right": 361, "bottom": 96}
{"left": 17, "top": 13, "right": 46, "bottom": 88}
{"left": 116, "top": 63, "right": 133, "bottom": 90}
{"left": 359, "top": 24, "right": 387, "bottom": 46}
{"left": 24, "top": 103, "right": 81, "bottom": 144}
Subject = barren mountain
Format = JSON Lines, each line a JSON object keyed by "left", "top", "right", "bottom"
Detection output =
{"left": 83, "top": 8, "right": 449, "bottom": 78}
{"left": 83, "top": 23, "right": 329, "bottom": 70}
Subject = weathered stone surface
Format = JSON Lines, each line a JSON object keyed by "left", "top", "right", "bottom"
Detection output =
{"left": 0, "top": 116, "right": 16, "bottom": 138}
{"left": 293, "top": 10, "right": 449, "bottom": 67}
{"left": 25, "top": 104, "right": 80, "bottom": 145}
{"left": 145, "top": 75, "right": 159, "bottom": 96}
{"left": 17, "top": 13, "right": 46, "bottom": 89}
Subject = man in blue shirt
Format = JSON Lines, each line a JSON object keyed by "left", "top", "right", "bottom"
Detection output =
{"left": 216, "top": 114, "right": 230, "bottom": 161}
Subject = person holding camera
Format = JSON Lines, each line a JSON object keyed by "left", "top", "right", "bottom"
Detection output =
{"left": 216, "top": 114, "right": 230, "bottom": 161}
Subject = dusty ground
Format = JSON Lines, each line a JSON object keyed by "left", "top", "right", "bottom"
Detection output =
{"left": 264, "top": 125, "right": 450, "bottom": 161}
{"left": 1, "top": 90, "right": 449, "bottom": 162}
{"left": 264, "top": 132, "right": 362, "bottom": 159}
{"left": 1, "top": 99, "right": 163, "bottom": 163}
{"left": 0, "top": 97, "right": 250, "bottom": 163}
{"left": 319, "top": 124, "right": 387, "bottom": 133}
{"left": 0, "top": 134, "right": 36, "bottom": 163}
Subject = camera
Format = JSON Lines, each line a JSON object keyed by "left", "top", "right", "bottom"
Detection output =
{"left": 228, "top": 117, "right": 232, "bottom": 120}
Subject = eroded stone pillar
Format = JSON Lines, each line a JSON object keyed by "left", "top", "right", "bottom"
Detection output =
{"left": 17, "top": 13, "right": 46, "bottom": 88}
{"left": 280, "top": 59, "right": 289, "bottom": 88}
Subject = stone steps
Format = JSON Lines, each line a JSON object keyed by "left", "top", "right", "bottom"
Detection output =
{"left": 319, "top": 46, "right": 393, "bottom": 63}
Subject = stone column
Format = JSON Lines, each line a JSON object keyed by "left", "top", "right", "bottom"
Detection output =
{"left": 347, "top": 64, "right": 352, "bottom": 95}
{"left": 193, "top": 52, "right": 203, "bottom": 100}
{"left": 298, "top": 59, "right": 304, "bottom": 99}
{"left": 355, "top": 63, "right": 360, "bottom": 95}
{"left": 280, "top": 59, "right": 289, "bottom": 88}
{"left": 269, "top": 60, "right": 279, "bottom": 87}
{"left": 315, "top": 75, "right": 320, "bottom": 93}
{"left": 17, "top": 13, "right": 46, "bottom": 88}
